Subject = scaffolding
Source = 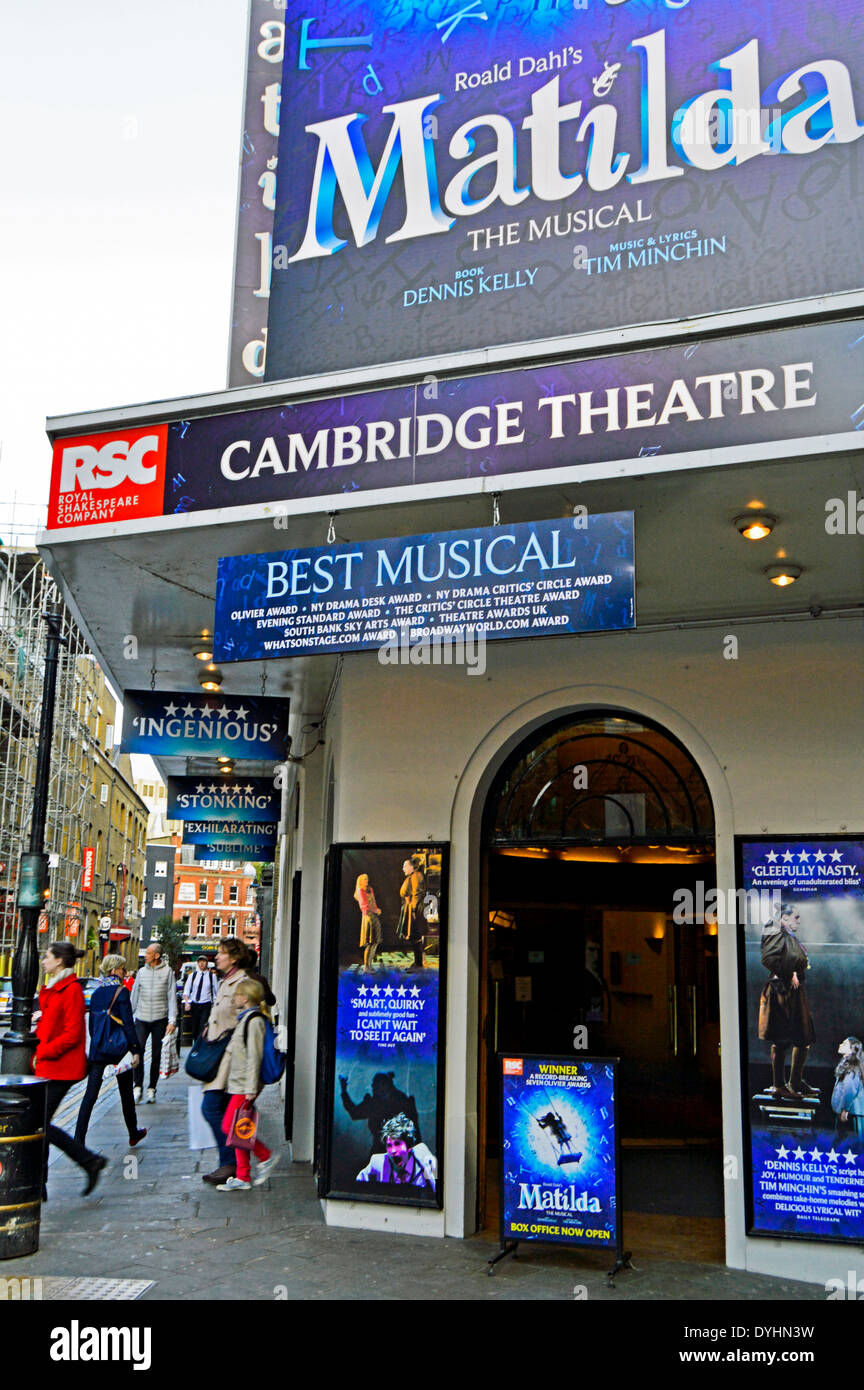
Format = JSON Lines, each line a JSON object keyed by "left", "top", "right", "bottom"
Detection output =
{"left": 0, "top": 549, "right": 94, "bottom": 961}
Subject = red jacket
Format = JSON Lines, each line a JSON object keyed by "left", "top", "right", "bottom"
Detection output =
{"left": 34, "top": 973, "right": 87, "bottom": 1080}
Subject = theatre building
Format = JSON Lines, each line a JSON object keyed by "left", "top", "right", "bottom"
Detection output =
{"left": 38, "top": 0, "right": 864, "bottom": 1287}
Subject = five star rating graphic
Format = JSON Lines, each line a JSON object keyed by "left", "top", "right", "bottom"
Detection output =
{"left": 764, "top": 847, "right": 844, "bottom": 863}
{"left": 776, "top": 1143, "right": 861, "bottom": 1165}
{"left": 357, "top": 983, "right": 421, "bottom": 998}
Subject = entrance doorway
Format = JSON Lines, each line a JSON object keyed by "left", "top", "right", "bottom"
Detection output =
{"left": 479, "top": 711, "right": 724, "bottom": 1261}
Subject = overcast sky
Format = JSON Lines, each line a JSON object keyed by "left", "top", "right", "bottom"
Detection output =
{"left": 0, "top": 0, "right": 248, "bottom": 544}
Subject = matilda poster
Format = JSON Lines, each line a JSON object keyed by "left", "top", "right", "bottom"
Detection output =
{"left": 320, "top": 844, "right": 447, "bottom": 1208}
{"left": 739, "top": 836, "right": 864, "bottom": 1244}
{"left": 500, "top": 1055, "right": 619, "bottom": 1248}
{"left": 267, "top": 0, "right": 864, "bottom": 378}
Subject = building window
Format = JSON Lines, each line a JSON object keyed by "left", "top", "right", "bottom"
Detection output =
{"left": 154, "top": 861, "right": 167, "bottom": 878}
{"left": 198, "top": 882, "right": 208, "bottom": 902}
{"left": 213, "top": 883, "right": 224, "bottom": 904}
{"left": 152, "top": 892, "right": 166, "bottom": 910}
{"left": 196, "top": 916, "right": 207, "bottom": 935}
{"left": 177, "top": 883, "right": 194, "bottom": 903}
{"left": 212, "top": 915, "right": 222, "bottom": 931}
{"left": 229, "top": 884, "right": 238, "bottom": 904}
{"left": 228, "top": 915, "right": 237, "bottom": 930}
{"left": 181, "top": 915, "right": 190, "bottom": 928}
{"left": 245, "top": 886, "right": 254, "bottom": 906}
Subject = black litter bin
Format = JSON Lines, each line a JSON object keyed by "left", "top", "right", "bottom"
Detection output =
{"left": 0, "top": 1075, "right": 47, "bottom": 1260}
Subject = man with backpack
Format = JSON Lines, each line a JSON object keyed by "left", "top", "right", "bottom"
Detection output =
{"left": 75, "top": 954, "right": 147, "bottom": 1149}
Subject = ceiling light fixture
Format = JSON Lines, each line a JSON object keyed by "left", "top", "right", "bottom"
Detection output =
{"left": 764, "top": 563, "right": 803, "bottom": 587}
{"left": 734, "top": 512, "right": 776, "bottom": 541}
{"left": 199, "top": 664, "right": 223, "bottom": 692}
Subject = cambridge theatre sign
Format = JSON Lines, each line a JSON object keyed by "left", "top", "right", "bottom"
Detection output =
{"left": 47, "top": 317, "right": 864, "bottom": 530}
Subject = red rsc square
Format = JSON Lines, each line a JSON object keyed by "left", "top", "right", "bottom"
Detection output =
{"left": 48, "top": 423, "right": 168, "bottom": 530}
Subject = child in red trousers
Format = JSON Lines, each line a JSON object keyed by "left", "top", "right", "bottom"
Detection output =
{"left": 218, "top": 979, "right": 280, "bottom": 1191}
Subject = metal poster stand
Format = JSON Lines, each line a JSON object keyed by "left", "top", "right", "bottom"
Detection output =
{"left": 489, "top": 1054, "right": 632, "bottom": 1286}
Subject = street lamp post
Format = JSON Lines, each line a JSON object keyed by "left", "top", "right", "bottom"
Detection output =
{"left": 1, "top": 608, "right": 65, "bottom": 1075}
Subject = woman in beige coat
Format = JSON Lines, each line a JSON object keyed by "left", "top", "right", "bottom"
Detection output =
{"left": 200, "top": 938, "right": 248, "bottom": 1185}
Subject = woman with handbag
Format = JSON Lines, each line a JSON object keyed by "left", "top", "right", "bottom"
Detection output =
{"left": 34, "top": 942, "right": 107, "bottom": 1198}
{"left": 217, "top": 978, "right": 280, "bottom": 1191}
{"left": 75, "top": 954, "right": 147, "bottom": 1149}
{"left": 199, "top": 937, "right": 248, "bottom": 1186}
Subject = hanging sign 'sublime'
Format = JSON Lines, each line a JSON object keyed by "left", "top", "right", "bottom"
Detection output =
{"left": 266, "top": 0, "right": 864, "bottom": 377}
{"left": 213, "top": 513, "right": 635, "bottom": 663}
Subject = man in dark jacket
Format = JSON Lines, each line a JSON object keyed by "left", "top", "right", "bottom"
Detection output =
{"left": 75, "top": 954, "right": 147, "bottom": 1148}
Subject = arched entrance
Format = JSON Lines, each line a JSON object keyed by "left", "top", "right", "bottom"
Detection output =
{"left": 478, "top": 708, "right": 724, "bottom": 1259}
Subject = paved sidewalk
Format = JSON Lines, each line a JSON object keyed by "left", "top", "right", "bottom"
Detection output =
{"left": 1, "top": 1069, "right": 826, "bottom": 1301}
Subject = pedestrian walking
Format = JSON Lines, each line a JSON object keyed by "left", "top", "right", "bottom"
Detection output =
{"left": 183, "top": 955, "right": 217, "bottom": 1041}
{"left": 34, "top": 942, "right": 106, "bottom": 1197}
{"left": 74, "top": 954, "right": 147, "bottom": 1150}
{"left": 131, "top": 942, "right": 177, "bottom": 1104}
{"left": 218, "top": 978, "right": 280, "bottom": 1191}
{"left": 200, "top": 937, "right": 248, "bottom": 1185}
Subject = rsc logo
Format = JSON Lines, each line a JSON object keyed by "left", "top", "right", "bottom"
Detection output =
{"left": 59, "top": 434, "right": 162, "bottom": 492}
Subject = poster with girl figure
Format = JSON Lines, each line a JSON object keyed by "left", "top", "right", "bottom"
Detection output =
{"left": 738, "top": 836, "right": 864, "bottom": 1243}
{"left": 318, "top": 843, "right": 447, "bottom": 1208}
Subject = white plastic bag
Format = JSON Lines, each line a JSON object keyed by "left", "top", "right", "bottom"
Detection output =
{"left": 159, "top": 1031, "right": 179, "bottom": 1079}
{"left": 187, "top": 1085, "right": 214, "bottom": 1150}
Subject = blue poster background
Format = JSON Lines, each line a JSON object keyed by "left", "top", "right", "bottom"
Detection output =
{"left": 214, "top": 513, "right": 634, "bottom": 663}
{"left": 501, "top": 1056, "right": 618, "bottom": 1248}
{"left": 325, "top": 844, "right": 445, "bottom": 1207}
{"left": 267, "top": 0, "right": 864, "bottom": 377}
{"left": 740, "top": 837, "right": 864, "bottom": 1243}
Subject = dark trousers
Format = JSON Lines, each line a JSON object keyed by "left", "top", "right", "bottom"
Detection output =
{"left": 74, "top": 1061, "right": 139, "bottom": 1146}
{"left": 201, "top": 1089, "right": 233, "bottom": 1167}
{"left": 44, "top": 1079, "right": 97, "bottom": 1180}
{"left": 187, "top": 1002, "right": 212, "bottom": 1042}
{"left": 134, "top": 1017, "right": 167, "bottom": 1091}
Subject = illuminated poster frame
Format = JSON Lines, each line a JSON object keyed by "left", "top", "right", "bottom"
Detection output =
{"left": 317, "top": 843, "right": 448, "bottom": 1210}
{"left": 737, "top": 834, "right": 864, "bottom": 1246}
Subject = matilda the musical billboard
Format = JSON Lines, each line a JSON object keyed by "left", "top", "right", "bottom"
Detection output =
{"left": 265, "top": 0, "right": 864, "bottom": 378}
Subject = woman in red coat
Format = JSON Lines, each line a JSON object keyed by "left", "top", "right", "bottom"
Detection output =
{"left": 35, "top": 942, "right": 106, "bottom": 1196}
